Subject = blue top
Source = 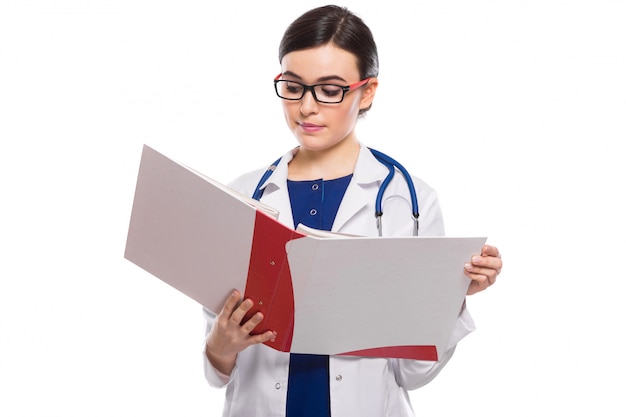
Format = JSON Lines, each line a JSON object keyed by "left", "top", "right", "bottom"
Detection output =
{"left": 285, "top": 174, "right": 353, "bottom": 417}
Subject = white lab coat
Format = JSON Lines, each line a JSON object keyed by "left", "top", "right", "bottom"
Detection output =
{"left": 203, "top": 145, "right": 475, "bottom": 417}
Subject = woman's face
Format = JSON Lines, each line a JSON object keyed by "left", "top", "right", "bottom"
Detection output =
{"left": 279, "top": 44, "right": 377, "bottom": 153}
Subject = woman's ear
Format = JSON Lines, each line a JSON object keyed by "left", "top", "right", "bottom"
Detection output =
{"left": 359, "top": 77, "right": 378, "bottom": 110}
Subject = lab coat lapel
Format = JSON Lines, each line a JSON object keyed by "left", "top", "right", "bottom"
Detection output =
{"left": 332, "top": 146, "right": 389, "bottom": 232}
{"left": 257, "top": 149, "right": 295, "bottom": 229}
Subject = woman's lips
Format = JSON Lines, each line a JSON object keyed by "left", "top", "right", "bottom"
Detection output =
{"left": 299, "top": 122, "right": 324, "bottom": 133}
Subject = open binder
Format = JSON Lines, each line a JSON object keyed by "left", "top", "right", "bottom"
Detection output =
{"left": 124, "top": 145, "right": 486, "bottom": 361}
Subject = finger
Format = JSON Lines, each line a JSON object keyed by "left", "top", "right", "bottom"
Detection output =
{"left": 219, "top": 290, "right": 242, "bottom": 318}
{"left": 229, "top": 297, "right": 255, "bottom": 325}
{"left": 481, "top": 245, "right": 501, "bottom": 259}
{"left": 470, "top": 253, "right": 503, "bottom": 275}
{"left": 466, "top": 277, "right": 489, "bottom": 295}
{"left": 466, "top": 263, "right": 498, "bottom": 282}
{"left": 240, "top": 311, "right": 266, "bottom": 335}
{"left": 465, "top": 268, "right": 494, "bottom": 291}
{"left": 246, "top": 330, "right": 277, "bottom": 347}
{"left": 465, "top": 267, "right": 492, "bottom": 283}
{"left": 465, "top": 262, "right": 497, "bottom": 292}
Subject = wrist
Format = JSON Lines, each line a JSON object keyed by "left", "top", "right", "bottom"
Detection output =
{"left": 205, "top": 341, "right": 237, "bottom": 376}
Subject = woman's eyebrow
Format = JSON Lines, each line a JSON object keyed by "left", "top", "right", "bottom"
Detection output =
{"left": 282, "top": 70, "right": 347, "bottom": 83}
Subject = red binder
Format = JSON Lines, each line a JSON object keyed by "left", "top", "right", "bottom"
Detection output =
{"left": 124, "top": 145, "right": 305, "bottom": 352}
{"left": 242, "top": 210, "right": 305, "bottom": 351}
{"left": 125, "top": 145, "right": 485, "bottom": 361}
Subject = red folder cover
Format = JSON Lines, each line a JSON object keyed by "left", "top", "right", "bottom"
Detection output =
{"left": 242, "top": 210, "right": 304, "bottom": 351}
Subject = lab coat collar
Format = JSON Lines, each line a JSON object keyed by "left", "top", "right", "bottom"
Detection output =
{"left": 254, "top": 148, "right": 296, "bottom": 228}
{"left": 257, "top": 144, "right": 389, "bottom": 232}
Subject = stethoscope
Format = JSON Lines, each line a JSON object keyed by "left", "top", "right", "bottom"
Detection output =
{"left": 252, "top": 148, "right": 420, "bottom": 236}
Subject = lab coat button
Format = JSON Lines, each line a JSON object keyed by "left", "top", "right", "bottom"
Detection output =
{"left": 335, "top": 375, "right": 343, "bottom": 381}
{"left": 275, "top": 383, "right": 281, "bottom": 389}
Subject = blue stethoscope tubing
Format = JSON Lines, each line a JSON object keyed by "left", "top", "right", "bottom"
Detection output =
{"left": 251, "top": 148, "right": 420, "bottom": 236}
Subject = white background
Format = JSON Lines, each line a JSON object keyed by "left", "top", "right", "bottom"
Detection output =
{"left": 1, "top": 0, "right": 624, "bottom": 415}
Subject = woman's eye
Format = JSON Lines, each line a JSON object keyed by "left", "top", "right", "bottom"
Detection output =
{"left": 320, "top": 86, "right": 342, "bottom": 97}
{"left": 286, "top": 83, "right": 303, "bottom": 93}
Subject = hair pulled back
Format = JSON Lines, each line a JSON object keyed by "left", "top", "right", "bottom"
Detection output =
{"left": 279, "top": 5, "right": 379, "bottom": 83}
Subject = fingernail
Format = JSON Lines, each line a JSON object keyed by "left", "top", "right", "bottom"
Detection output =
{"left": 464, "top": 263, "right": 472, "bottom": 270}
{"left": 472, "top": 256, "right": 480, "bottom": 263}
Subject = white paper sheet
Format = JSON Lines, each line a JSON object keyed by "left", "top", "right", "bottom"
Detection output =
{"left": 286, "top": 235, "right": 486, "bottom": 357}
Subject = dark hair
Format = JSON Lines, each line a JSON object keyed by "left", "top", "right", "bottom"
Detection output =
{"left": 279, "top": 5, "right": 379, "bottom": 114}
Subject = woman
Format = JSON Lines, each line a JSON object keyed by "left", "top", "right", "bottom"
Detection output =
{"left": 203, "top": 5, "right": 502, "bottom": 417}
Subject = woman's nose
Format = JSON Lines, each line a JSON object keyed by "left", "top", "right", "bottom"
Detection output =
{"left": 300, "top": 89, "right": 319, "bottom": 115}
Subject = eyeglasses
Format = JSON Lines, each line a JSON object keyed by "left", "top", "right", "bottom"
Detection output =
{"left": 274, "top": 74, "right": 370, "bottom": 104}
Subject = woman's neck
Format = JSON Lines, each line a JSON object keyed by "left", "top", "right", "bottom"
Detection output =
{"left": 288, "top": 138, "right": 360, "bottom": 181}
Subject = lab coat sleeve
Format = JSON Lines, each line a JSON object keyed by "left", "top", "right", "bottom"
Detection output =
{"left": 202, "top": 307, "right": 239, "bottom": 388}
{"left": 391, "top": 302, "right": 475, "bottom": 390}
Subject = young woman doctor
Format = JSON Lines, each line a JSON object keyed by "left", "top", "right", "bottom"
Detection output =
{"left": 203, "top": 5, "right": 503, "bottom": 417}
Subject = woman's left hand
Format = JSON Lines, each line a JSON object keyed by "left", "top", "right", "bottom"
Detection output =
{"left": 464, "top": 244, "right": 502, "bottom": 295}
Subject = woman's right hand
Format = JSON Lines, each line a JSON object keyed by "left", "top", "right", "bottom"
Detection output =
{"left": 205, "top": 290, "right": 276, "bottom": 376}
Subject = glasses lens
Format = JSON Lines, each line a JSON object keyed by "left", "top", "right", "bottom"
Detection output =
{"left": 313, "top": 84, "right": 345, "bottom": 103}
{"left": 276, "top": 80, "right": 304, "bottom": 100}
{"left": 275, "top": 80, "right": 347, "bottom": 103}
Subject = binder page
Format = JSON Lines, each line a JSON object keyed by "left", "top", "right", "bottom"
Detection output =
{"left": 285, "top": 236, "right": 486, "bottom": 358}
{"left": 125, "top": 145, "right": 259, "bottom": 313}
